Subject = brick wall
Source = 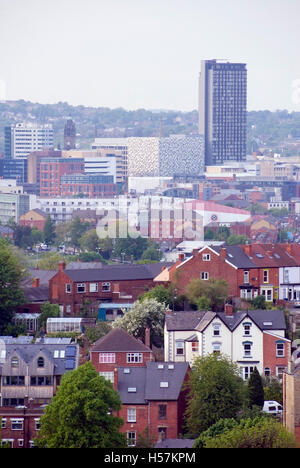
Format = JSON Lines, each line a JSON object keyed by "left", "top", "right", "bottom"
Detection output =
{"left": 263, "top": 332, "right": 289, "bottom": 377}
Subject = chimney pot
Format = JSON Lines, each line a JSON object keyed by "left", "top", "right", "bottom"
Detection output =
{"left": 58, "top": 261, "right": 66, "bottom": 272}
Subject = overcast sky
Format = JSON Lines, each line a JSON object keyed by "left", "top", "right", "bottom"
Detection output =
{"left": 0, "top": 0, "right": 300, "bottom": 112}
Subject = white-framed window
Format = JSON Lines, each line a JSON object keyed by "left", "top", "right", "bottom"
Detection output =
{"left": 261, "top": 288, "right": 273, "bottom": 302}
{"left": 212, "top": 342, "right": 221, "bottom": 355}
{"left": 127, "top": 431, "right": 136, "bottom": 447}
{"left": 202, "top": 253, "right": 211, "bottom": 261}
{"left": 240, "top": 289, "right": 252, "bottom": 300}
{"left": 89, "top": 283, "right": 98, "bottom": 293}
{"left": 18, "top": 439, "right": 24, "bottom": 447}
{"left": 244, "top": 271, "right": 249, "bottom": 284}
{"left": 242, "top": 366, "right": 254, "bottom": 380}
{"left": 1, "top": 418, "right": 6, "bottom": 429}
{"left": 1, "top": 439, "right": 13, "bottom": 448}
{"left": 65, "top": 283, "right": 71, "bottom": 293}
{"left": 77, "top": 283, "right": 86, "bottom": 293}
{"left": 243, "top": 322, "right": 252, "bottom": 336}
{"left": 263, "top": 270, "right": 269, "bottom": 283}
{"left": 126, "top": 353, "right": 143, "bottom": 363}
{"left": 11, "top": 418, "right": 24, "bottom": 430}
{"left": 34, "top": 419, "right": 41, "bottom": 431}
{"left": 264, "top": 367, "right": 271, "bottom": 377}
{"left": 213, "top": 323, "right": 221, "bottom": 336}
{"left": 175, "top": 341, "right": 184, "bottom": 356}
{"left": 201, "top": 271, "right": 209, "bottom": 280}
{"left": 100, "top": 372, "right": 114, "bottom": 384}
{"left": 276, "top": 342, "right": 285, "bottom": 357}
{"left": 127, "top": 408, "right": 136, "bottom": 423}
{"left": 191, "top": 341, "right": 199, "bottom": 353}
{"left": 102, "top": 282, "right": 111, "bottom": 292}
{"left": 243, "top": 342, "right": 252, "bottom": 357}
{"left": 276, "top": 366, "right": 286, "bottom": 380}
{"left": 99, "top": 353, "right": 115, "bottom": 363}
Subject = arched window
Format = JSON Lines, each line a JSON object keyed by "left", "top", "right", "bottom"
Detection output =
{"left": 37, "top": 357, "right": 44, "bottom": 368}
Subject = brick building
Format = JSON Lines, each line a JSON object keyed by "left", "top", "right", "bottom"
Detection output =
{"left": 19, "top": 209, "right": 48, "bottom": 232}
{"left": 89, "top": 327, "right": 190, "bottom": 445}
{"left": 49, "top": 261, "right": 168, "bottom": 316}
{"left": 155, "top": 243, "right": 300, "bottom": 305}
{"left": 39, "top": 157, "right": 84, "bottom": 197}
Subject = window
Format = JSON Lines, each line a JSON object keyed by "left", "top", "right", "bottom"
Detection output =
{"left": 213, "top": 323, "right": 221, "bottom": 336}
{"left": 89, "top": 283, "right": 98, "bottom": 293}
{"left": 276, "top": 366, "right": 286, "bottom": 380}
{"left": 244, "top": 271, "right": 249, "bottom": 284}
{"left": 241, "top": 288, "right": 252, "bottom": 300}
{"left": 77, "top": 283, "right": 86, "bottom": 293}
{"left": 100, "top": 372, "right": 114, "bottom": 384}
{"left": 1, "top": 419, "right": 6, "bottom": 429}
{"left": 18, "top": 439, "right": 24, "bottom": 447}
{"left": 126, "top": 353, "right": 143, "bottom": 363}
{"left": 158, "top": 427, "right": 167, "bottom": 440}
{"left": 102, "top": 282, "right": 111, "bottom": 292}
{"left": 263, "top": 270, "right": 269, "bottom": 283}
{"left": 212, "top": 343, "right": 221, "bottom": 355}
{"left": 243, "top": 323, "right": 252, "bottom": 336}
{"left": 3, "top": 376, "right": 25, "bottom": 386}
{"left": 276, "top": 342, "right": 285, "bottom": 357}
{"left": 30, "top": 376, "right": 52, "bottom": 386}
{"left": 261, "top": 288, "right": 273, "bottom": 302}
{"left": 201, "top": 271, "right": 209, "bottom": 280}
{"left": 11, "top": 357, "right": 19, "bottom": 368}
{"left": 99, "top": 353, "right": 115, "bottom": 363}
{"left": 243, "top": 366, "right": 254, "bottom": 380}
{"left": 158, "top": 404, "right": 167, "bottom": 420}
{"left": 11, "top": 419, "right": 24, "bottom": 430}
{"left": 160, "top": 382, "right": 169, "bottom": 388}
{"left": 127, "top": 432, "right": 136, "bottom": 447}
{"left": 191, "top": 341, "right": 199, "bottom": 353}
{"left": 127, "top": 408, "right": 136, "bottom": 423}
{"left": 65, "top": 283, "right": 71, "bottom": 293}
{"left": 264, "top": 367, "right": 271, "bottom": 377}
{"left": 243, "top": 342, "right": 252, "bottom": 357}
{"left": 37, "top": 357, "right": 44, "bottom": 368}
{"left": 202, "top": 253, "right": 210, "bottom": 261}
{"left": 175, "top": 341, "right": 184, "bottom": 356}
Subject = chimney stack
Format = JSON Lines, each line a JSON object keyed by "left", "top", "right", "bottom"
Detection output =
{"left": 286, "top": 243, "right": 292, "bottom": 256}
{"left": 58, "top": 261, "right": 66, "bottom": 272}
{"left": 32, "top": 277, "right": 40, "bottom": 288}
{"left": 145, "top": 326, "right": 151, "bottom": 348}
{"left": 224, "top": 303, "right": 234, "bottom": 316}
{"left": 113, "top": 368, "right": 118, "bottom": 391}
{"left": 220, "top": 247, "right": 227, "bottom": 259}
{"left": 244, "top": 243, "right": 251, "bottom": 256}
{"left": 178, "top": 253, "right": 185, "bottom": 261}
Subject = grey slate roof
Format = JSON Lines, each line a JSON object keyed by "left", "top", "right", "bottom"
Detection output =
{"left": 117, "top": 361, "right": 189, "bottom": 404}
{"left": 165, "top": 311, "right": 208, "bottom": 331}
{"left": 0, "top": 342, "right": 79, "bottom": 376}
{"left": 21, "top": 269, "right": 56, "bottom": 287}
{"left": 212, "top": 245, "right": 257, "bottom": 269}
{"left": 91, "top": 327, "right": 151, "bottom": 353}
{"left": 166, "top": 309, "right": 287, "bottom": 333}
{"left": 23, "top": 285, "right": 50, "bottom": 302}
{"left": 63, "top": 262, "right": 173, "bottom": 282}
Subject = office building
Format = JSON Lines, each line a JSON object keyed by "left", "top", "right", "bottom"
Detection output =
{"left": 4, "top": 123, "right": 54, "bottom": 159}
{"left": 39, "top": 158, "right": 84, "bottom": 197}
{"left": 0, "top": 158, "right": 28, "bottom": 183}
{"left": 60, "top": 173, "right": 117, "bottom": 198}
{"left": 198, "top": 59, "right": 247, "bottom": 165}
{"left": 127, "top": 135, "right": 205, "bottom": 177}
{"left": 90, "top": 138, "right": 128, "bottom": 184}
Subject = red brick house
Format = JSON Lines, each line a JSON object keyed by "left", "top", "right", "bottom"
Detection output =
{"left": 155, "top": 243, "right": 300, "bottom": 305}
{"left": 263, "top": 331, "right": 291, "bottom": 380}
{"left": 19, "top": 209, "right": 48, "bottom": 232}
{"left": 90, "top": 327, "right": 154, "bottom": 377}
{"left": 49, "top": 262, "right": 168, "bottom": 317}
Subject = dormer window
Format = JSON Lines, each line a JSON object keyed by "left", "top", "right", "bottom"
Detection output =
{"left": 37, "top": 357, "right": 44, "bottom": 368}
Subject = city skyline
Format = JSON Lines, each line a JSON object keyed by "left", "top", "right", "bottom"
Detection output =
{"left": 0, "top": 0, "right": 300, "bottom": 113}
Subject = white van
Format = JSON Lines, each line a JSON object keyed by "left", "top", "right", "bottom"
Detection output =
{"left": 262, "top": 401, "right": 282, "bottom": 415}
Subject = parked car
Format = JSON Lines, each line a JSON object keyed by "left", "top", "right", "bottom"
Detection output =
{"left": 262, "top": 400, "right": 282, "bottom": 416}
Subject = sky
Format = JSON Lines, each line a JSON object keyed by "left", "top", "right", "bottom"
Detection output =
{"left": 0, "top": 0, "right": 300, "bottom": 112}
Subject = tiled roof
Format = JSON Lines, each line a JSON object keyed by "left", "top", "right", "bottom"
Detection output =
{"left": 165, "top": 311, "right": 208, "bottom": 331}
{"left": 91, "top": 327, "right": 151, "bottom": 353}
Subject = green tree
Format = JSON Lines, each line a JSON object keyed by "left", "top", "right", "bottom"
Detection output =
{"left": 204, "top": 227, "right": 215, "bottom": 240}
{"left": 185, "top": 354, "right": 245, "bottom": 436}
{"left": 113, "top": 235, "right": 148, "bottom": 261}
{"left": 250, "top": 295, "right": 266, "bottom": 310}
{"left": 247, "top": 367, "right": 264, "bottom": 409}
{"left": 69, "top": 217, "right": 90, "bottom": 252}
{"left": 226, "top": 234, "right": 249, "bottom": 245}
{"left": 43, "top": 216, "right": 56, "bottom": 245}
{"left": 35, "top": 362, "right": 126, "bottom": 448}
{"left": 113, "top": 298, "right": 166, "bottom": 346}
{"left": 0, "top": 240, "right": 25, "bottom": 334}
{"left": 79, "top": 229, "right": 100, "bottom": 252}
{"left": 202, "top": 417, "right": 299, "bottom": 448}
{"left": 38, "top": 252, "right": 65, "bottom": 270}
{"left": 263, "top": 376, "right": 283, "bottom": 404}
{"left": 186, "top": 277, "right": 228, "bottom": 312}
{"left": 38, "top": 302, "right": 60, "bottom": 332}
{"left": 139, "top": 284, "right": 175, "bottom": 308}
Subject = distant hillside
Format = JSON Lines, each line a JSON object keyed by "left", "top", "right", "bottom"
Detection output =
{"left": 0, "top": 100, "right": 299, "bottom": 156}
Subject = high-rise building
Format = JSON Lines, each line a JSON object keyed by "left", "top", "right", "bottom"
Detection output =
{"left": 198, "top": 60, "right": 247, "bottom": 166}
{"left": 4, "top": 123, "right": 54, "bottom": 159}
{"left": 64, "top": 119, "right": 76, "bottom": 150}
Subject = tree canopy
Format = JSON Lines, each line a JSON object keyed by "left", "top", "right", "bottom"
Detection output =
{"left": 35, "top": 362, "right": 126, "bottom": 448}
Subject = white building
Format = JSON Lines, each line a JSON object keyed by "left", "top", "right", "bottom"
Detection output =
{"left": 5, "top": 123, "right": 54, "bottom": 158}
{"left": 164, "top": 307, "right": 289, "bottom": 380}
